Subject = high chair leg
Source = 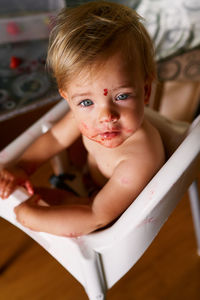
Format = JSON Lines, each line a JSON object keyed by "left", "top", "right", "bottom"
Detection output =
{"left": 189, "top": 180, "right": 200, "bottom": 255}
{"left": 78, "top": 245, "right": 106, "bottom": 300}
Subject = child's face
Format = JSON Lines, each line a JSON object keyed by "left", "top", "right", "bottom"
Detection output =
{"left": 60, "top": 52, "right": 151, "bottom": 148}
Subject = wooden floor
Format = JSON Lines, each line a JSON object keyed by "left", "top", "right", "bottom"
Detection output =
{"left": 0, "top": 163, "right": 200, "bottom": 300}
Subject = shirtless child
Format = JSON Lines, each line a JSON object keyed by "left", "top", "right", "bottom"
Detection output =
{"left": 0, "top": 1, "right": 165, "bottom": 237}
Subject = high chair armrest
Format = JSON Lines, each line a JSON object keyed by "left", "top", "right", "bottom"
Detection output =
{"left": 0, "top": 187, "right": 53, "bottom": 251}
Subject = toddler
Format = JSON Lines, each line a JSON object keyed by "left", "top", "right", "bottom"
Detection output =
{"left": 0, "top": 1, "right": 165, "bottom": 237}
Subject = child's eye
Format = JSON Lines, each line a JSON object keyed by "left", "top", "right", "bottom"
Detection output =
{"left": 79, "top": 99, "right": 93, "bottom": 107}
{"left": 116, "top": 93, "right": 129, "bottom": 101}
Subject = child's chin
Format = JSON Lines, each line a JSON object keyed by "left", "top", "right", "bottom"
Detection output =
{"left": 96, "top": 138, "right": 123, "bottom": 148}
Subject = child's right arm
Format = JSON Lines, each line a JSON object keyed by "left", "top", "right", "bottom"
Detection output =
{"left": 0, "top": 110, "right": 81, "bottom": 199}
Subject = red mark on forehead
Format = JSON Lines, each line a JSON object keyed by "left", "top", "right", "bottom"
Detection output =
{"left": 103, "top": 88, "right": 108, "bottom": 96}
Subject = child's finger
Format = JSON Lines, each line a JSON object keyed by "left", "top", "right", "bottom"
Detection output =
{"left": 24, "top": 180, "right": 34, "bottom": 195}
{"left": 0, "top": 181, "right": 15, "bottom": 199}
{"left": 2, "top": 183, "right": 11, "bottom": 199}
{"left": 0, "top": 170, "right": 14, "bottom": 182}
{"left": 0, "top": 180, "right": 6, "bottom": 198}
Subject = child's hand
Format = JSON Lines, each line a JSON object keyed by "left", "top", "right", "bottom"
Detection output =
{"left": 0, "top": 166, "right": 34, "bottom": 199}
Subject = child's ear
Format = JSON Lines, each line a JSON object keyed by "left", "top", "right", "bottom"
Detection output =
{"left": 144, "top": 80, "right": 152, "bottom": 105}
{"left": 59, "top": 89, "right": 68, "bottom": 100}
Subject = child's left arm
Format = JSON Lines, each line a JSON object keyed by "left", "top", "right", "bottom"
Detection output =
{"left": 14, "top": 159, "right": 158, "bottom": 237}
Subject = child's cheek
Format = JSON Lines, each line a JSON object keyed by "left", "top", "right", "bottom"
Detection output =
{"left": 79, "top": 122, "right": 94, "bottom": 138}
{"left": 79, "top": 122, "right": 88, "bottom": 135}
{"left": 80, "top": 122, "right": 89, "bottom": 131}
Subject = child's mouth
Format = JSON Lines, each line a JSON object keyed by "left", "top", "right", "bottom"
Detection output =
{"left": 99, "top": 131, "right": 120, "bottom": 140}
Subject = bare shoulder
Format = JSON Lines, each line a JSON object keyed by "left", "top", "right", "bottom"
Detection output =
{"left": 114, "top": 119, "right": 165, "bottom": 190}
{"left": 124, "top": 119, "right": 165, "bottom": 171}
{"left": 143, "top": 118, "right": 165, "bottom": 168}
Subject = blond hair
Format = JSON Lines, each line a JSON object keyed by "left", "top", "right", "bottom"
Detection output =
{"left": 47, "top": 1, "right": 156, "bottom": 90}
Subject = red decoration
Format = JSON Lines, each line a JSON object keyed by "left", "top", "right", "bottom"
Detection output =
{"left": 103, "top": 88, "right": 108, "bottom": 96}
{"left": 10, "top": 56, "right": 22, "bottom": 69}
{"left": 7, "top": 22, "right": 20, "bottom": 35}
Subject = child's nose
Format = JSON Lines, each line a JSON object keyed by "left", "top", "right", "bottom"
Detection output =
{"left": 99, "top": 107, "right": 119, "bottom": 123}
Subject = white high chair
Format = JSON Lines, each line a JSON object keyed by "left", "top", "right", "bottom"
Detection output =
{"left": 0, "top": 100, "right": 200, "bottom": 300}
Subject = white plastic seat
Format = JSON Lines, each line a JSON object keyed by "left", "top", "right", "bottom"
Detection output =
{"left": 0, "top": 100, "right": 200, "bottom": 300}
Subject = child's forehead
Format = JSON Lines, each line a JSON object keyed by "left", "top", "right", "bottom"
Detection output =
{"left": 66, "top": 55, "right": 144, "bottom": 96}
{"left": 64, "top": 49, "right": 145, "bottom": 92}
{"left": 81, "top": 51, "right": 142, "bottom": 79}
